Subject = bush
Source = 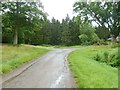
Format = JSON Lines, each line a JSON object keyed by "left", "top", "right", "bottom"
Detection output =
{"left": 93, "top": 52, "right": 119, "bottom": 67}
{"left": 103, "top": 52, "right": 109, "bottom": 63}
{"left": 93, "top": 54, "right": 101, "bottom": 61}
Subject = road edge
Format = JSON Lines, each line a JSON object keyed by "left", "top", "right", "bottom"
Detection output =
{"left": 2, "top": 51, "right": 52, "bottom": 84}
{"left": 64, "top": 49, "right": 78, "bottom": 88}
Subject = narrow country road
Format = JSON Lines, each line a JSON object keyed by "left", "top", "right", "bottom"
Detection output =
{"left": 2, "top": 48, "right": 76, "bottom": 88}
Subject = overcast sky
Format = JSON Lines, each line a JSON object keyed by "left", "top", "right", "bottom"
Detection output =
{"left": 41, "top": 0, "right": 77, "bottom": 22}
{"left": 40, "top": 0, "right": 99, "bottom": 26}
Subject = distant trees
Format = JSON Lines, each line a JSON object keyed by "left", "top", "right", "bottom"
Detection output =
{"left": 39, "top": 15, "right": 80, "bottom": 46}
{"left": 2, "top": 1, "right": 119, "bottom": 46}
{"left": 2, "top": 3, "right": 80, "bottom": 46}
{"left": 61, "top": 16, "right": 80, "bottom": 45}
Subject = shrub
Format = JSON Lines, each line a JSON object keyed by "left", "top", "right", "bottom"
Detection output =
{"left": 93, "top": 54, "right": 101, "bottom": 61}
{"left": 109, "top": 53, "right": 120, "bottom": 67}
{"left": 93, "top": 52, "right": 119, "bottom": 67}
{"left": 103, "top": 52, "right": 109, "bottom": 63}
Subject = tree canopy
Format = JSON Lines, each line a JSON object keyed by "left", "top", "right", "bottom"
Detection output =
{"left": 1, "top": 1, "right": 120, "bottom": 45}
{"left": 73, "top": 1, "right": 120, "bottom": 38}
{"left": 2, "top": 1, "right": 47, "bottom": 44}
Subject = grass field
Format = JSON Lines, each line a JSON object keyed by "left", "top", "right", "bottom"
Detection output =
{"left": 68, "top": 45, "right": 118, "bottom": 88}
{"left": 1, "top": 44, "right": 50, "bottom": 74}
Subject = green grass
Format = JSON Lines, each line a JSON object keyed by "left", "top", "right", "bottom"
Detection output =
{"left": 53, "top": 45, "right": 84, "bottom": 48}
{"left": 36, "top": 44, "right": 85, "bottom": 49}
{"left": 1, "top": 44, "right": 50, "bottom": 74}
{"left": 68, "top": 45, "right": 118, "bottom": 88}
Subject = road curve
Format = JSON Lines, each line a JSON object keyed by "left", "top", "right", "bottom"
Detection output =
{"left": 2, "top": 48, "right": 76, "bottom": 88}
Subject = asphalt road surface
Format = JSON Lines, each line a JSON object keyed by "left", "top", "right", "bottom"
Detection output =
{"left": 2, "top": 48, "right": 76, "bottom": 88}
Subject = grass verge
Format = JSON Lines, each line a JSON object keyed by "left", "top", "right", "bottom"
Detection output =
{"left": 68, "top": 45, "right": 118, "bottom": 88}
{"left": 1, "top": 44, "right": 50, "bottom": 74}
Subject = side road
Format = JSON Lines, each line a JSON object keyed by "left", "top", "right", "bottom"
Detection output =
{"left": 2, "top": 48, "right": 77, "bottom": 88}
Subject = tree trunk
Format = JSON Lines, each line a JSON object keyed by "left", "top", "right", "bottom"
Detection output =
{"left": 13, "top": 1, "right": 19, "bottom": 45}
{"left": 13, "top": 29, "right": 18, "bottom": 45}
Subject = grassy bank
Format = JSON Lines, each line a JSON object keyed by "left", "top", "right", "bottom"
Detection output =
{"left": 68, "top": 45, "right": 118, "bottom": 88}
{"left": 1, "top": 44, "right": 50, "bottom": 74}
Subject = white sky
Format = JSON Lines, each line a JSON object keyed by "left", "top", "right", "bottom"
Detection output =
{"left": 41, "top": 0, "right": 77, "bottom": 22}
{"left": 40, "top": 0, "right": 99, "bottom": 27}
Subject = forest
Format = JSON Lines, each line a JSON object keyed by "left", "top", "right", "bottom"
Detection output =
{"left": 1, "top": 1, "right": 120, "bottom": 46}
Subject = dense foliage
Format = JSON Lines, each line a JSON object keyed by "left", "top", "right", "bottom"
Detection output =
{"left": 93, "top": 51, "right": 120, "bottom": 67}
{"left": 2, "top": 1, "right": 47, "bottom": 44}
{"left": 1, "top": 1, "right": 120, "bottom": 45}
{"left": 74, "top": 1, "right": 120, "bottom": 41}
